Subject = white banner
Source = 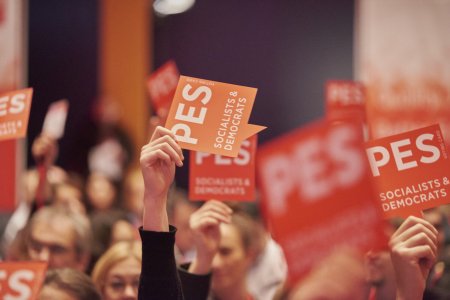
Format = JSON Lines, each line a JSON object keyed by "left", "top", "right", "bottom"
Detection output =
{"left": 356, "top": 0, "right": 450, "bottom": 143}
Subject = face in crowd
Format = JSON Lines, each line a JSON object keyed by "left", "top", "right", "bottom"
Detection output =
{"left": 92, "top": 241, "right": 141, "bottom": 300}
{"left": 27, "top": 206, "right": 91, "bottom": 272}
{"left": 211, "top": 212, "right": 262, "bottom": 298}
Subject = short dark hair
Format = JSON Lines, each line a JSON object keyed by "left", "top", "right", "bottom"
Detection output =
{"left": 43, "top": 268, "right": 101, "bottom": 300}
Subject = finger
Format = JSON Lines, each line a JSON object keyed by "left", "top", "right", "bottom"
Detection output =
{"left": 150, "top": 126, "right": 177, "bottom": 143}
{"left": 201, "top": 200, "right": 233, "bottom": 215}
{"left": 197, "top": 216, "right": 220, "bottom": 228}
{"left": 140, "top": 148, "right": 172, "bottom": 167}
{"left": 393, "top": 216, "right": 438, "bottom": 238}
{"left": 395, "top": 245, "right": 436, "bottom": 265}
{"left": 144, "top": 135, "right": 184, "bottom": 162}
{"left": 390, "top": 223, "right": 438, "bottom": 248}
{"left": 150, "top": 135, "right": 184, "bottom": 160}
{"left": 143, "top": 141, "right": 183, "bottom": 167}
{"left": 398, "top": 232, "right": 438, "bottom": 257}
{"left": 197, "top": 210, "right": 232, "bottom": 225}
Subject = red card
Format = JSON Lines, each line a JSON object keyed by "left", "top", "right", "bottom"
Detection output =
{"left": 325, "top": 80, "right": 366, "bottom": 123}
{"left": 165, "top": 75, "right": 265, "bottom": 157}
{"left": 0, "top": 88, "right": 33, "bottom": 142}
{"left": 257, "top": 120, "right": 386, "bottom": 284}
{"left": 189, "top": 135, "right": 257, "bottom": 201}
{"left": 0, "top": 261, "right": 47, "bottom": 300}
{"left": 42, "top": 99, "right": 69, "bottom": 139}
{"left": 365, "top": 124, "right": 450, "bottom": 218}
{"left": 146, "top": 60, "right": 179, "bottom": 118}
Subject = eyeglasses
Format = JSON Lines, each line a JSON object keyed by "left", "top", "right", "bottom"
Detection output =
{"left": 28, "top": 238, "right": 72, "bottom": 256}
{"left": 105, "top": 278, "right": 140, "bottom": 294}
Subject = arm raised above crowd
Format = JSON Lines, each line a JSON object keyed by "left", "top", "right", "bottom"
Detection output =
{"left": 138, "top": 126, "right": 185, "bottom": 300}
{"left": 140, "top": 126, "right": 184, "bottom": 232}
{"left": 389, "top": 216, "right": 438, "bottom": 300}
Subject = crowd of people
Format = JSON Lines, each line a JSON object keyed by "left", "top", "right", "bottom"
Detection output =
{"left": 1, "top": 122, "right": 450, "bottom": 300}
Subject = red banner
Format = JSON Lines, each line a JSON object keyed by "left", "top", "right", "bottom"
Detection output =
{"left": 146, "top": 60, "right": 179, "bottom": 118}
{"left": 0, "top": 261, "right": 47, "bottom": 300}
{"left": 0, "top": 0, "right": 25, "bottom": 212}
{"left": 257, "top": 120, "right": 386, "bottom": 284}
{"left": 189, "top": 135, "right": 257, "bottom": 201}
{"left": 325, "top": 80, "right": 366, "bottom": 124}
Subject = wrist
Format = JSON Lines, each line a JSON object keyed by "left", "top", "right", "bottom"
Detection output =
{"left": 188, "top": 255, "right": 214, "bottom": 275}
{"left": 142, "top": 193, "right": 169, "bottom": 232}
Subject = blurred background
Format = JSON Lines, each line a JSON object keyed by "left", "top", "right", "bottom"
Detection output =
{"left": 25, "top": 0, "right": 354, "bottom": 188}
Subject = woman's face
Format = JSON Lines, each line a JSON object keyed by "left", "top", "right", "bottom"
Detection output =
{"left": 211, "top": 223, "right": 252, "bottom": 295}
{"left": 102, "top": 257, "right": 140, "bottom": 300}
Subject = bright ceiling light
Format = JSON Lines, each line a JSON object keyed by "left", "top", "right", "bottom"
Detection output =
{"left": 153, "top": 0, "right": 196, "bottom": 16}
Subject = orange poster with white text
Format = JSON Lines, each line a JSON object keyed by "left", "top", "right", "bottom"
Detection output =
{"left": 0, "top": 261, "right": 47, "bottom": 300}
{"left": 365, "top": 124, "right": 450, "bottom": 219}
{"left": 257, "top": 120, "right": 386, "bottom": 284}
{"left": 165, "top": 76, "right": 266, "bottom": 157}
{"left": 189, "top": 135, "right": 257, "bottom": 201}
{"left": 146, "top": 60, "right": 179, "bottom": 118}
{"left": 0, "top": 88, "right": 33, "bottom": 142}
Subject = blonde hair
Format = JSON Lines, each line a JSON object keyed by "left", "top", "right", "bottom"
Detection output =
{"left": 91, "top": 240, "right": 142, "bottom": 291}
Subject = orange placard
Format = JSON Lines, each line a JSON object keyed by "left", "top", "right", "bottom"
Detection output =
{"left": 0, "top": 88, "right": 33, "bottom": 142}
{"left": 365, "top": 124, "right": 450, "bottom": 219}
{"left": 325, "top": 80, "right": 366, "bottom": 123}
{"left": 42, "top": 99, "right": 69, "bottom": 139}
{"left": 146, "top": 60, "right": 179, "bottom": 118}
{"left": 165, "top": 75, "right": 266, "bottom": 157}
{"left": 257, "top": 120, "right": 386, "bottom": 284}
{"left": 0, "top": 261, "right": 47, "bottom": 300}
{"left": 189, "top": 135, "right": 257, "bottom": 201}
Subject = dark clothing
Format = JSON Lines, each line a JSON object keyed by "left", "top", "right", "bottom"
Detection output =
{"left": 139, "top": 226, "right": 211, "bottom": 300}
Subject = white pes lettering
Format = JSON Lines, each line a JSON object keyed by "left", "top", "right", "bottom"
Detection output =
{"left": 261, "top": 125, "right": 365, "bottom": 215}
{"left": 195, "top": 140, "right": 251, "bottom": 166}
{"left": 366, "top": 133, "right": 440, "bottom": 177}
{"left": 0, "top": 269, "right": 35, "bottom": 300}
{"left": 171, "top": 84, "right": 212, "bottom": 145}
{"left": 0, "top": 94, "right": 26, "bottom": 117}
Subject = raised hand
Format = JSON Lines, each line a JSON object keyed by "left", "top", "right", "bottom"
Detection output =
{"left": 140, "top": 126, "right": 184, "bottom": 231}
{"left": 389, "top": 216, "right": 438, "bottom": 300}
{"left": 188, "top": 200, "right": 232, "bottom": 274}
{"left": 32, "top": 134, "right": 58, "bottom": 167}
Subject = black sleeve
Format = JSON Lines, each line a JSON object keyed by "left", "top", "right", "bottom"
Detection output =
{"left": 138, "top": 226, "right": 184, "bottom": 300}
{"left": 178, "top": 263, "right": 211, "bottom": 300}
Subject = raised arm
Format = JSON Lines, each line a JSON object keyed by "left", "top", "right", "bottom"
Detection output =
{"left": 140, "top": 126, "right": 184, "bottom": 231}
{"left": 138, "top": 126, "right": 184, "bottom": 300}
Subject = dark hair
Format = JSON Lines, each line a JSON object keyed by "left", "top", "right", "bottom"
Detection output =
{"left": 43, "top": 268, "right": 101, "bottom": 300}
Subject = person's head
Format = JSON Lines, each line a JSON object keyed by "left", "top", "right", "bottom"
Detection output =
{"left": 91, "top": 241, "right": 141, "bottom": 300}
{"left": 26, "top": 205, "right": 92, "bottom": 272}
{"left": 288, "top": 247, "right": 368, "bottom": 300}
{"left": 52, "top": 172, "right": 86, "bottom": 215}
{"left": 211, "top": 210, "right": 265, "bottom": 298}
{"left": 110, "top": 219, "right": 138, "bottom": 246}
{"left": 86, "top": 172, "right": 118, "bottom": 212}
{"left": 39, "top": 268, "right": 101, "bottom": 300}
